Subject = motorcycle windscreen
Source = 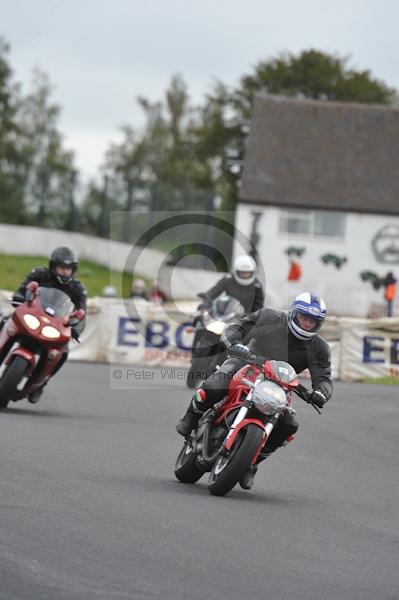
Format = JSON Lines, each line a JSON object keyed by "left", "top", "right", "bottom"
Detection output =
{"left": 212, "top": 295, "right": 245, "bottom": 321}
{"left": 265, "top": 360, "right": 298, "bottom": 385}
{"left": 37, "top": 287, "right": 75, "bottom": 317}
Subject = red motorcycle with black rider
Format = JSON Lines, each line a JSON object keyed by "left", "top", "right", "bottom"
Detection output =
{"left": 175, "top": 347, "right": 322, "bottom": 496}
{"left": 0, "top": 281, "right": 85, "bottom": 409}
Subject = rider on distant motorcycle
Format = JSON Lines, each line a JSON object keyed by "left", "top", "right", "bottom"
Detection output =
{"left": 11, "top": 246, "right": 87, "bottom": 403}
{"left": 197, "top": 255, "right": 264, "bottom": 314}
{"left": 187, "top": 255, "right": 265, "bottom": 388}
{"left": 177, "top": 292, "right": 333, "bottom": 490}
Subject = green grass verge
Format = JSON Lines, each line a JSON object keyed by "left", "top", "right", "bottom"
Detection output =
{"left": 0, "top": 253, "right": 134, "bottom": 298}
{"left": 362, "top": 377, "right": 399, "bottom": 385}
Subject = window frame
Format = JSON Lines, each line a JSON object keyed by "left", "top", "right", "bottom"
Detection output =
{"left": 279, "top": 208, "right": 346, "bottom": 240}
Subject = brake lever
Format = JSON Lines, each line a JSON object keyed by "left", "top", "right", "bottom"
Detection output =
{"left": 295, "top": 384, "right": 322, "bottom": 414}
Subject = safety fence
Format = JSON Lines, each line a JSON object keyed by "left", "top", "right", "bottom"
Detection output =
{"left": 1, "top": 292, "right": 398, "bottom": 382}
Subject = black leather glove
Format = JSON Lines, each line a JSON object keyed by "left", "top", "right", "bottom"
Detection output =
{"left": 311, "top": 390, "right": 327, "bottom": 408}
{"left": 198, "top": 300, "right": 211, "bottom": 311}
{"left": 230, "top": 344, "right": 250, "bottom": 359}
{"left": 197, "top": 293, "right": 211, "bottom": 310}
{"left": 192, "top": 314, "right": 200, "bottom": 326}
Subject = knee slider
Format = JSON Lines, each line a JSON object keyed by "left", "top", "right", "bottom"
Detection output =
{"left": 192, "top": 388, "right": 207, "bottom": 413}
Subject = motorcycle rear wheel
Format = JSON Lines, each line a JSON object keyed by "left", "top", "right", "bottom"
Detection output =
{"left": 0, "top": 355, "right": 29, "bottom": 409}
{"left": 208, "top": 424, "right": 264, "bottom": 496}
{"left": 174, "top": 439, "right": 204, "bottom": 483}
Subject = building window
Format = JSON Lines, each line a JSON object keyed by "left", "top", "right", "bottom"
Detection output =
{"left": 279, "top": 209, "right": 346, "bottom": 239}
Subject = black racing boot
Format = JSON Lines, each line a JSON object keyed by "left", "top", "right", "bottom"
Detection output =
{"left": 28, "top": 383, "right": 46, "bottom": 404}
{"left": 239, "top": 446, "right": 278, "bottom": 490}
{"left": 176, "top": 389, "right": 207, "bottom": 436}
{"left": 176, "top": 405, "right": 202, "bottom": 436}
{"left": 239, "top": 465, "right": 258, "bottom": 490}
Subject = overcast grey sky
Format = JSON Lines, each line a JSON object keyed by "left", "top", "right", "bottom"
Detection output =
{"left": 1, "top": 0, "right": 398, "bottom": 181}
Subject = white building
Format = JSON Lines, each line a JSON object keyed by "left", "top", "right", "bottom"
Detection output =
{"left": 235, "top": 95, "right": 399, "bottom": 317}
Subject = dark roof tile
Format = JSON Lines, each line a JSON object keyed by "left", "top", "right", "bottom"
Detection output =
{"left": 240, "top": 95, "right": 399, "bottom": 215}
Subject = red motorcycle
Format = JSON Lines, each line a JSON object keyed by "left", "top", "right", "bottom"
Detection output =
{"left": 174, "top": 350, "right": 321, "bottom": 496}
{"left": 0, "top": 281, "right": 85, "bottom": 410}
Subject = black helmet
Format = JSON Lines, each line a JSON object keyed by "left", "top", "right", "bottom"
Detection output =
{"left": 49, "top": 246, "right": 78, "bottom": 284}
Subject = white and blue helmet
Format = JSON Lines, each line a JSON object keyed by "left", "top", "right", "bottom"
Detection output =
{"left": 288, "top": 292, "right": 327, "bottom": 340}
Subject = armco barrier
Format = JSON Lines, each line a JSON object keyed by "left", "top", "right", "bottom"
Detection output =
{"left": 1, "top": 291, "right": 399, "bottom": 381}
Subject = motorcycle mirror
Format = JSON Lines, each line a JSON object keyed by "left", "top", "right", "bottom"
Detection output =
{"left": 25, "top": 290, "right": 34, "bottom": 302}
{"left": 27, "top": 281, "right": 39, "bottom": 293}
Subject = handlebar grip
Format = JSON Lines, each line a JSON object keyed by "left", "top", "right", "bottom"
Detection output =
{"left": 295, "top": 383, "right": 312, "bottom": 402}
{"left": 11, "top": 294, "right": 25, "bottom": 306}
{"left": 295, "top": 384, "right": 322, "bottom": 413}
{"left": 228, "top": 349, "right": 264, "bottom": 367}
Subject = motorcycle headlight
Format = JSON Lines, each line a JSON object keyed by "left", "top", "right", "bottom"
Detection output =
{"left": 41, "top": 325, "right": 61, "bottom": 339}
{"left": 23, "top": 314, "right": 40, "bottom": 330}
{"left": 252, "top": 380, "right": 287, "bottom": 415}
{"left": 206, "top": 321, "right": 226, "bottom": 335}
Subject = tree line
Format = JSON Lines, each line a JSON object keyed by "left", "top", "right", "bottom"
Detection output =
{"left": 0, "top": 36, "right": 396, "bottom": 242}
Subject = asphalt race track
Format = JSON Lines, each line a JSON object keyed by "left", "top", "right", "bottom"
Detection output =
{"left": 1, "top": 362, "right": 398, "bottom": 600}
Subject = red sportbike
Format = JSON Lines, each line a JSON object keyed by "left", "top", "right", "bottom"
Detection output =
{"left": 0, "top": 281, "right": 85, "bottom": 410}
{"left": 175, "top": 351, "right": 321, "bottom": 496}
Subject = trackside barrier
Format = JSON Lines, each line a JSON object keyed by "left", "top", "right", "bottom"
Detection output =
{"left": 1, "top": 292, "right": 399, "bottom": 381}
{"left": 339, "top": 317, "right": 399, "bottom": 380}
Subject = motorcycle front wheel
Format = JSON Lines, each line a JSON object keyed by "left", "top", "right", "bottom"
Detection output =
{"left": 174, "top": 439, "right": 205, "bottom": 483}
{"left": 208, "top": 424, "right": 264, "bottom": 496}
{"left": 0, "top": 355, "right": 29, "bottom": 409}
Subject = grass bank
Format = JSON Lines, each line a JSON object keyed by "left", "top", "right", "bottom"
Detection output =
{"left": 0, "top": 254, "right": 128, "bottom": 297}
{"left": 363, "top": 376, "right": 399, "bottom": 385}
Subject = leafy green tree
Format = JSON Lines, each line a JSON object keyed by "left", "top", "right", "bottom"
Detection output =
{"left": 132, "top": 75, "right": 212, "bottom": 212}
{"left": 0, "top": 38, "right": 26, "bottom": 223}
{"left": 233, "top": 49, "right": 396, "bottom": 118}
{"left": 100, "top": 75, "right": 214, "bottom": 223}
{"left": 80, "top": 176, "right": 114, "bottom": 237}
{"left": 192, "top": 81, "right": 243, "bottom": 211}
{"left": 19, "top": 69, "right": 77, "bottom": 229}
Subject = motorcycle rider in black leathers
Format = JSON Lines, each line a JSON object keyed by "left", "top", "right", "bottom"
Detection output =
{"left": 177, "top": 292, "right": 333, "bottom": 490}
{"left": 10, "top": 246, "right": 87, "bottom": 403}
{"left": 198, "top": 255, "right": 264, "bottom": 314}
{"left": 188, "top": 255, "right": 265, "bottom": 387}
